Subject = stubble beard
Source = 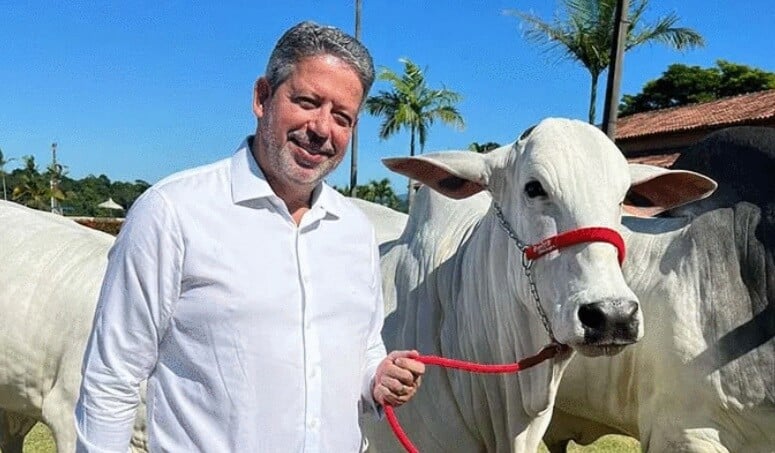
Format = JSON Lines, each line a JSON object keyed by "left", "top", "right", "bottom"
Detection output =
{"left": 259, "top": 131, "right": 341, "bottom": 191}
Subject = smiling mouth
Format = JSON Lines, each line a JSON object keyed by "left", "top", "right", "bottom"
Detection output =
{"left": 289, "top": 141, "right": 330, "bottom": 168}
{"left": 290, "top": 137, "right": 334, "bottom": 157}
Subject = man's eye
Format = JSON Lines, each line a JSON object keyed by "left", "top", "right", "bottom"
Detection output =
{"left": 297, "top": 97, "right": 316, "bottom": 108}
{"left": 333, "top": 113, "right": 352, "bottom": 127}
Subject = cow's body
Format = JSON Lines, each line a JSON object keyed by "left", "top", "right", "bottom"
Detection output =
{"left": 547, "top": 205, "right": 775, "bottom": 452}
{"left": 0, "top": 200, "right": 146, "bottom": 452}
{"left": 363, "top": 118, "right": 651, "bottom": 452}
{"left": 545, "top": 126, "right": 775, "bottom": 452}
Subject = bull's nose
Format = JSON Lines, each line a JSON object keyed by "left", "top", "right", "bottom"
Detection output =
{"left": 578, "top": 299, "right": 639, "bottom": 344}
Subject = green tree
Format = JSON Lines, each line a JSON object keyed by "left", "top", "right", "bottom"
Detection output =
{"left": 620, "top": 60, "right": 775, "bottom": 115}
{"left": 6, "top": 157, "right": 150, "bottom": 216}
{"left": 507, "top": 0, "right": 704, "bottom": 124}
{"left": 336, "top": 178, "right": 404, "bottom": 212}
{"left": 468, "top": 142, "right": 501, "bottom": 153}
{"left": 365, "top": 58, "right": 465, "bottom": 208}
{"left": 0, "top": 148, "right": 17, "bottom": 201}
{"left": 11, "top": 156, "right": 64, "bottom": 210}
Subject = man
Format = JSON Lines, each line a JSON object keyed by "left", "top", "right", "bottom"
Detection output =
{"left": 75, "top": 21, "right": 424, "bottom": 452}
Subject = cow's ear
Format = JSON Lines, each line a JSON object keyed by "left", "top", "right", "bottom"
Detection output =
{"left": 625, "top": 163, "right": 717, "bottom": 217}
{"left": 382, "top": 151, "right": 490, "bottom": 199}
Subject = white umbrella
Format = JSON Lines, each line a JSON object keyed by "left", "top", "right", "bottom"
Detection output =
{"left": 97, "top": 197, "right": 124, "bottom": 211}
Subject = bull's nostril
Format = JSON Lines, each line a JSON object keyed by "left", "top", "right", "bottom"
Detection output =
{"left": 624, "top": 300, "right": 638, "bottom": 318}
{"left": 579, "top": 303, "right": 606, "bottom": 331}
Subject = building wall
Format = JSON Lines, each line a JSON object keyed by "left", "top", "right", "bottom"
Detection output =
{"left": 616, "top": 118, "right": 775, "bottom": 165}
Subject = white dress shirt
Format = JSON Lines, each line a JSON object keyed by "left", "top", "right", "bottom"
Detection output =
{"left": 76, "top": 138, "right": 387, "bottom": 452}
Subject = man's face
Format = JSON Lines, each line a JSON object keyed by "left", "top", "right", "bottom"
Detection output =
{"left": 253, "top": 55, "right": 363, "bottom": 194}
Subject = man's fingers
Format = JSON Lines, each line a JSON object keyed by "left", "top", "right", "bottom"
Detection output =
{"left": 380, "top": 375, "right": 406, "bottom": 395}
{"left": 394, "top": 357, "right": 426, "bottom": 378}
{"left": 374, "top": 350, "right": 426, "bottom": 407}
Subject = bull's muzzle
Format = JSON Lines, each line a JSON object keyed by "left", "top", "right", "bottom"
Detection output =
{"left": 578, "top": 298, "right": 640, "bottom": 347}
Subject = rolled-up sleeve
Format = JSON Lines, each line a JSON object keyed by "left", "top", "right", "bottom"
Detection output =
{"left": 360, "top": 231, "right": 387, "bottom": 418}
{"left": 75, "top": 188, "right": 183, "bottom": 452}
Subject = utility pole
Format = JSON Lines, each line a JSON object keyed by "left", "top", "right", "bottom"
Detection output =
{"left": 602, "top": 0, "right": 629, "bottom": 140}
{"left": 349, "top": 0, "right": 362, "bottom": 197}
{"left": 50, "top": 142, "right": 62, "bottom": 214}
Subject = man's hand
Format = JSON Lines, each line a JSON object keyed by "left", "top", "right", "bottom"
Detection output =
{"left": 372, "top": 350, "right": 426, "bottom": 407}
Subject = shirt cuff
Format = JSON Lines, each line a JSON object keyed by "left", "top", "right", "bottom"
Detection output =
{"left": 361, "top": 375, "right": 384, "bottom": 420}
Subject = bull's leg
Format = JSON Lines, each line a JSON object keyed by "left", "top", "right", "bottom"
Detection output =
{"left": 0, "top": 410, "right": 37, "bottom": 453}
{"left": 130, "top": 380, "right": 149, "bottom": 452}
{"left": 642, "top": 423, "right": 730, "bottom": 452}
{"left": 40, "top": 387, "right": 78, "bottom": 453}
{"left": 543, "top": 438, "right": 572, "bottom": 453}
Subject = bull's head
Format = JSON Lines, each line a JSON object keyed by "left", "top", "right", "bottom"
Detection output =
{"left": 383, "top": 118, "right": 714, "bottom": 357}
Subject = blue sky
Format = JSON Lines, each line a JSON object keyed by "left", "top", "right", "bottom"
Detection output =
{"left": 2, "top": 1, "right": 773, "bottom": 192}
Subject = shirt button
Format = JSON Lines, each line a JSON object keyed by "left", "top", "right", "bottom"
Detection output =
{"left": 309, "top": 367, "right": 317, "bottom": 378}
{"left": 308, "top": 418, "right": 319, "bottom": 429}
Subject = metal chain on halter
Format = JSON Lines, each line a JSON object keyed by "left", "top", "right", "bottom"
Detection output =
{"left": 492, "top": 201, "right": 556, "bottom": 341}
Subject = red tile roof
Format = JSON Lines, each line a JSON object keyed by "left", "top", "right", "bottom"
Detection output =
{"left": 626, "top": 153, "right": 681, "bottom": 168}
{"left": 615, "top": 89, "right": 775, "bottom": 140}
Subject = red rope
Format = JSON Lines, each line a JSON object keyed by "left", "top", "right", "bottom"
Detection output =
{"left": 525, "top": 227, "right": 625, "bottom": 265}
{"left": 384, "top": 343, "right": 569, "bottom": 452}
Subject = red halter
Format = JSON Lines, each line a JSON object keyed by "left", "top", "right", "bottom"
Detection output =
{"left": 525, "top": 226, "right": 625, "bottom": 265}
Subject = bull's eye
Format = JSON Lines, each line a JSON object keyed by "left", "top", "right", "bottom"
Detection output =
{"left": 524, "top": 180, "right": 547, "bottom": 198}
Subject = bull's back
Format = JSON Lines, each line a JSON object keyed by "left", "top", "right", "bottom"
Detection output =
{"left": 0, "top": 201, "right": 113, "bottom": 412}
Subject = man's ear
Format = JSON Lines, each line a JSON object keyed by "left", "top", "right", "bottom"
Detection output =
{"left": 253, "top": 77, "right": 271, "bottom": 118}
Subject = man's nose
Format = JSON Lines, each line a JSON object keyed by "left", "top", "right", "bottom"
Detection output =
{"left": 307, "top": 110, "right": 332, "bottom": 141}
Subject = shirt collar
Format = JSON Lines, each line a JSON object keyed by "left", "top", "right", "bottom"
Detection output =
{"left": 230, "top": 136, "right": 344, "bottom": 218}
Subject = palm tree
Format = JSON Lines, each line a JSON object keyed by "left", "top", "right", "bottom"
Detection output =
{"left": 468, "top": 142, "right": 501, "bottom": 153}
{"left": 0, "top": 148, "right": 17, "bottom": 201}
{"left": 506, "top": 0, "right": 704, "bottom": 124}
{"left": 366, "top": 58, "right": 465, "bottom": 208}
{"left": 11, "top": 156, "right": 65, "bottom": 211}
{"left": 370, "top": 178, "right": 402, "bottom": 210}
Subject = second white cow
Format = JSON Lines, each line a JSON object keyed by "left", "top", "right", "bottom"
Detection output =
{"left": 363, "top": 118, "right": 646, "bottom": 452}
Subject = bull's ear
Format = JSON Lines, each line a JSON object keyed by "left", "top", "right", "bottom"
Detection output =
{"left": 625, "top": 163, "right": 718, "bottom": 217}
{"left": 382, "top": 151, "right": 490, "bottom": 199}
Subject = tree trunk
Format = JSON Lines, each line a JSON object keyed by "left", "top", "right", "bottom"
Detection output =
{"left": 588, "top": 73, "right": 600, "bottom": 124}
{"left": 407, "top": 125, "right": 416, "bottom": 210}
{"left": 348, "top": 0, "right": 362, "bottom": 196}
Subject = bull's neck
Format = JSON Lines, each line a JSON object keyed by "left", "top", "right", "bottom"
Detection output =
{"left": 444, "top": 210, "right": 552, "bottom": 361}
{"left": 440, "top": 208, "right": 568, "bottom": 439}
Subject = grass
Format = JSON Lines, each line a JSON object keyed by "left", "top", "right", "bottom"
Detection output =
{"left": 16, "top": 423, "right": 55, "bottom": 453}
{"left": 17, "top": 423, "right": 639, "bottom": 452}
{"left": 541, "top": 435, "right": 640, "bottom": 452}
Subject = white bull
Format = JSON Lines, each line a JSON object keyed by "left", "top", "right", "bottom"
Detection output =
{"left": 544, "top": 169, "right": 775, "bottom": 449}
{"left": 362, "top": 118, "right": 647, "bottom": 452}
{"left": 0, "top": 201, "right": 146, "bottom": 452}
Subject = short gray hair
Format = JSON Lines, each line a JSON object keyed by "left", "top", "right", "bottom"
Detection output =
{"left": 265, "top": 21, "right": 375, "bottom": 101}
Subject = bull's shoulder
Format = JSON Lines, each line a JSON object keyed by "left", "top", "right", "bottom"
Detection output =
{"left": 684, "top": 203, "right": 775, "bottom": 407}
